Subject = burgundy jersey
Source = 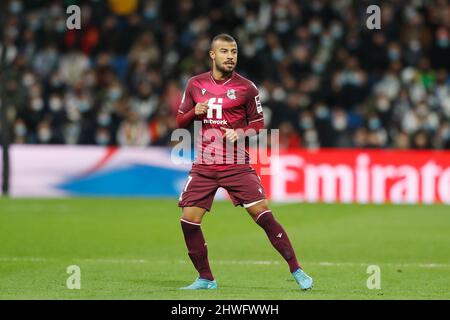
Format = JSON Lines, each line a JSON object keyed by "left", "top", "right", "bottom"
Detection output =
{"left": 178, "top": 71, "right": 264, "bottom": 167}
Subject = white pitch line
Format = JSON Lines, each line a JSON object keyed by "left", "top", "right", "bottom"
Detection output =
{"left": 80, "top": 258, "right": 148, "bottom": 264}
{"left": 202, "top": 260, "right": 281, "bottom": 265}
{"left": 0, "top": 257, "right": 449, "bottom": 268}
{"left": 310, "top": 261, "right": 450, "bottom": 268}
{"left": 0, "top": 257, "right": 48, "bottom": 262}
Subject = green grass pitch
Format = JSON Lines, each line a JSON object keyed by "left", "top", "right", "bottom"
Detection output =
{"left": 0, "top": 198, "right": 449, "bottom": 300}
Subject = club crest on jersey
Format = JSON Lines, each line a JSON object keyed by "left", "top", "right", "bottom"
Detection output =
{"left": 227, "top": 89, "right": 236, "bottom": 100}
{"left": 201, "top": 88, "right": 206, "bottom": 95}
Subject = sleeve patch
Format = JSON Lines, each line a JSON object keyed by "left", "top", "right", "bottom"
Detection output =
{"left": 255, "top": 95, "right": 263, "bottom": 114}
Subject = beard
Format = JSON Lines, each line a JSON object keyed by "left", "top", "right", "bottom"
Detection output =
{"left": 215, "top": 60, "right": 235, "bottom": 76}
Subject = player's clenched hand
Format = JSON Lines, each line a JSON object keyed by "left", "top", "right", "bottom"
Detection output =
{"left": 194, "top": 100, "right": 209, "bottom": 115}
{"left": 221, "top": 127, "right": 239, "bottom": 143}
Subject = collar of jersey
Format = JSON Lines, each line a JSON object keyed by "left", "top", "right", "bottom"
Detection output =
{"left": 210, "top": 71, "right": 235, "bottom": 85}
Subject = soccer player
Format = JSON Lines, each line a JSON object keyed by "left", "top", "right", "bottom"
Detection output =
{"left": 176, "top": 34, "right": 313, "bottom": 291}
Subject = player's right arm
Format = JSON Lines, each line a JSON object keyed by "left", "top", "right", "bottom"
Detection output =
{"left": 176, "top": 80, "right": 209, "bottom": 128}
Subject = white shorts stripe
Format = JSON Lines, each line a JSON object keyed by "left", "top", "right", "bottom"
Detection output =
{"left": 243, "top": 199, "right": 265, "bottom": 208}
{"left": 180, "top": 218, "right": 201, "bottom": 226}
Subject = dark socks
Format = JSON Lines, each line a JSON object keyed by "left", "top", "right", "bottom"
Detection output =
{"left": 255, "top": 211, "right": 301, "bottom": 273}
{"left": 180, "top": 219, "right": 214, "bottom": 281}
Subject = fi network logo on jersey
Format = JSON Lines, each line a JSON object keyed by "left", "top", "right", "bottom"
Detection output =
{"left": 206, "top": 98, "right": 223, "bottom": 119}
{"left": 203, "top": 97, "right": 228, "bottom": 125}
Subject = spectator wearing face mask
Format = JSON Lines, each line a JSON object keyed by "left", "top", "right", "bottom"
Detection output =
{"left": 116, "top": 110, "right": 151, "bottom": 147}
{"left": 2, "top": 0, "right": 449, "bottom": 151}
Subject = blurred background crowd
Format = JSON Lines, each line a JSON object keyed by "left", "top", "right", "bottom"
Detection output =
{"left": 0, "top": 0, "right": 449, "bottom": 149}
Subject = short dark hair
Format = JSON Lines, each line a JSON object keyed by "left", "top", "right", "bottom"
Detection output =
{"left": 211, "top": 33, "right": 237, "bottom": 48}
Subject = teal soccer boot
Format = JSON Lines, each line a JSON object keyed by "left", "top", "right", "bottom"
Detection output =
{"left": 292, "top": 269, "right": 313, "bottom": 291}
{"left": 179, "top": 277, "right": 217, "bottom": 290}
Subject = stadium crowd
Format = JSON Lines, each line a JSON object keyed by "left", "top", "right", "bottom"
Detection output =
{"left": 1, "top": 0, "right": 449, "bottom": 149}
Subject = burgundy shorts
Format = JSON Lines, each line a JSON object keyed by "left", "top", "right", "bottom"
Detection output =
{"left": 178, "top": 164, "right": 266, "bottom": 212}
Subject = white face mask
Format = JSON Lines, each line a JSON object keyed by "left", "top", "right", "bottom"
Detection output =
{"left": 376, "top": 97, "right": 390, "bottom": 111}
{"left": 300, "top": 117, "right": 314, "bottom": 130}
{"left": 31, "top": 98, "right": 44, "bottom": 111}
{"left": 409, "top": 39, "right": 421, "bottom": 52}
{"left": 312, "top": 60, "right": 325, "bottom": 73}
{"left": 108, "top": 87, "right": 122, "bottom": 101}
{"left": 309, "top": 21, "right": 322, "bottom": 35}
{"left": 9, "top": 0, "right": 23, "bottom": 14}
{"left": 97, "top": 113, "right": 112, "bottom": 126}
{"left": 49, "top": 97, "right": 63, "bottom": 112}
{"left": 55, "top": 19, "right": 66, "bottom": 33}
{"left": 84, "top": 74, "right": 96, "bottom": 88}
{"left": 50, "top": 4, "right": 62, "bottom": 17}
{"left": 315, "top": 105, "right": 329, "bottom": 119}
{"left": 23, "top": 73, "right": 36, "bottom": 87}
{"left": 332, "top": 114, "right": 347, "bottom": 131}
{"left": 442, "top": 127, "right": 450, "bottom": 140}
{"left": 416, "top": 104, "right": 428, "bottom": 117}
{"left": 38, "top": 128, "right": 52, "bottom": 142}
{"left": 304, "top": 129, "right": 318, "bottom": 143}
{"left": 368, "top": 117, "right": 381, "bottom": 130}
{"left": 144, "top": 6, "right": 157, "bottom": 20}
{"left": 96, "top": 133, "right": 110, "bottom": 145}
{"left": 330, "top": 23, "right": 343, "bottom": 39}
{"left": 78, "top": 99, "right": 91, "bottom": 113}
{"left": 15, "top": 123, "right": 27, "bottom": 137}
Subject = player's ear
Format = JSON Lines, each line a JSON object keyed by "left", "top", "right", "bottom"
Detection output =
{"left": 209, "top": 50, "right": 215, "bottom": 60}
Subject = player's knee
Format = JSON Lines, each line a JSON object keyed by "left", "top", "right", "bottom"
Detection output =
{"left": 248, "top": 205, "right": 271, "bottom": 221}
{"left": 181, "top": 214, "right": 202, "bottom": 224}
{"left": 181, "top": 207, "right": 205, "bottom": 224}
{"left": 246, "top": 200, "right": 269, "bottom": 214}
